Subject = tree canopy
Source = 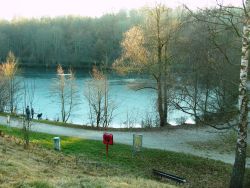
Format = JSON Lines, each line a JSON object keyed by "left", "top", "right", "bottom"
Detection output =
{"left": 0, "top": 10, "right": 143, "bottom": 68}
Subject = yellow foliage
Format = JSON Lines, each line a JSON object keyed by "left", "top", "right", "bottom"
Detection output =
{"left": 57, "top": 64, "right": 64, "bottom": 75}
{"left": 92, "top": 66, "right": 105, "bottom": 80}
{"left": 1, "top": 51, "right": 18, "bottom": 78}
{"left": 113, "top": 4, "right": 182, "bottom": 77}
{"left": 56, "top": 64, "right": 67, "bottom": 91}
{"left": 113, "top": 26, "right": 149, "bottom": 74}
{"left": 121, "top": 26, "right": 148, "bottom": 65}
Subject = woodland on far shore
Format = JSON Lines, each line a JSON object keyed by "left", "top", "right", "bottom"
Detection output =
{"left": 0, "top": 10, "right": 143, "bottom": 68}
{"left": 0, "top": 7, "right": 241, "bottom": 69}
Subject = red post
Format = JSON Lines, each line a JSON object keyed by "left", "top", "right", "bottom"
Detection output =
{"left": 106, "top": 143, "right": 109, "bottom": 158}
{"left": 103, "top": 133, "right": 113, "bottom": 158}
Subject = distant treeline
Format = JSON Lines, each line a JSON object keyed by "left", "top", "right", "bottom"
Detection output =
{"left": 0, "top": 10, "right": 143, "bottom": 68}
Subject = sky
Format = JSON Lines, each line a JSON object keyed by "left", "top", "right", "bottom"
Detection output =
{"left": 0, "top": 0, "right": 243, "bottom": 20}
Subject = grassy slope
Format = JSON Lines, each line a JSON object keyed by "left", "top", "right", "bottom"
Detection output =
{"left": 0, "top": 125, "right": 249, "bottom": 188}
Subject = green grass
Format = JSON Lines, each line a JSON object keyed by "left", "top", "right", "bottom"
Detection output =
{"left": 0, "top": 124, "right": 250, "bottom": 188}
{"left": 14, "top": 181, "right": 54, "bottom": 188}
{"left": 0, "top": 112, "right": 204, "bottom": 132}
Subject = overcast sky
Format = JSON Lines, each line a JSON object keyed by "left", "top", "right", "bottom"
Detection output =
{"left": 0, "top": 0, "right": 242, "bottom": 20}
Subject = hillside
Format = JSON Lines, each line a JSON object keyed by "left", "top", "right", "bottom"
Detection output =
{"left": 0, "top": 125, "right": 249, "bottom": 188}
{"left": 0, "top": 133, "right": 175, "bottom": 188}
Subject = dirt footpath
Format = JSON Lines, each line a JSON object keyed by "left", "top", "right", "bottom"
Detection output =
{"left": 0, "top": 116, "right": 249, "bottom": 167}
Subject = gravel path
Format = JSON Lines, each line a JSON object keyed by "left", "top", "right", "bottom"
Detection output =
{"left": 1, "top": 116, "right": 249, "bottom": 167}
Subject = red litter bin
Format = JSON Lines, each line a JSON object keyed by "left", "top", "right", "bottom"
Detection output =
{"left": 103, "top": 133, "right": 113, "bottom": 157}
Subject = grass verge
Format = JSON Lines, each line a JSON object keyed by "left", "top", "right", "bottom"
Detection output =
{"left": 0, "top": 112, "right": 207, "bottom": 132}
{"left": 0, "top": 124, "right": 249, "bottom": 188}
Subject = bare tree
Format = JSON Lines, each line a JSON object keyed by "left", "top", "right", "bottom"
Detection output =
{"left": 230, "top": 1, "right": 249, "bottom": 187}
{"left": 84, "top": 66, "right": 116, "bottom": 128}
{"left": 50, "top": 65, "right": 79, "bottom": 123}
{"left": 1, "top": 51, "right": 21, "bottom": 113}
{"left": 184, "top": 2, "right": 248, "bottom": 187}
{"left": 0, "top": 69, "right": 8, "bottom": 112}
{"left": 113, "top": 4, "right": 182, "bottom": 127}
{"left": 22, "top": 81, "right": 36, "bottom": 149}
{"left": 173, "top": 18, "right": 239, "bottom": 125}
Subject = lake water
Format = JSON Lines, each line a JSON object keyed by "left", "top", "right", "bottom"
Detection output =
{"left": 18, "top": 68, "right": 193, "bottom": 128}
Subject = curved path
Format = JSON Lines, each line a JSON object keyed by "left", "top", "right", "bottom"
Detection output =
{"left": 0, "top": 116, "right": 249, "bottom": 167}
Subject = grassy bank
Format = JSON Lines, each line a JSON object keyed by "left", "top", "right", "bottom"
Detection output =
{"left": 0, "top": 125, "right": 249, "bottom": 188}
{"left": 0, "top": 112, "right": 207, "bottom": 132}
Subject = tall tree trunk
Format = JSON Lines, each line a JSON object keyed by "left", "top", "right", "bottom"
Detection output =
{"left": 103, "top": 78, "right": 108, "bottom": 128}
{"left": 157, "top": 78, "right": 165, "bottom": 127}
{"left": 61, "top": 93, "right": 65, "bottom": 122}
{"left": 163, "top": 81, "right": 168, "bottom": 123}
{"left": 229, "top": 2, "right": 249, "bottom": 186}
{"left": 193, "top": 72, "right": 198, "bottom": 123}
{"left": 97, "top": 101, "right": 101, "bottom": 128}
{"left": 204, "top": 88, "right": 209, "bottom": 120}
{"left": 156, "top": 38, "right": 165, "bottom": 127}
{"left": 156, "top": 8, "right": 165, "bottom": 127}
{"left": 163, "top": 46, "right": 168, "bottom": 124}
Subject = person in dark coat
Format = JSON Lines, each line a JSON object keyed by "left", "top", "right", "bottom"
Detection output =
{"left": 31, "top": 107, "right": 34, "bottom": 119}
{"left": 26, "top": 106, "right": 30, "bottom": 120}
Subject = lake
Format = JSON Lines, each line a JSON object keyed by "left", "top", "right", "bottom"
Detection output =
{"left": 17, "top": 68, "right": 193, "bottom": 128}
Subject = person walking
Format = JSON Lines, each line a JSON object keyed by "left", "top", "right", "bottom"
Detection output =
{"left": 31, "top": 107, "right": 34, "bottom": 119}
{"left": 26, "top": 106, "right": 30, "bottom": 120}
